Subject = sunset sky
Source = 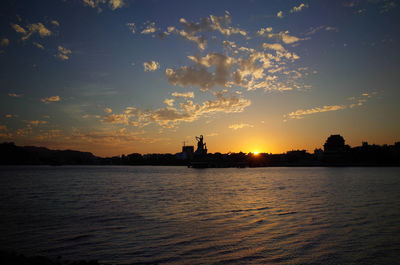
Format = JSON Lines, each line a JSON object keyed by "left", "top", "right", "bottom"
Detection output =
{"left": 1, "top": 0, "right": 399, "bottom": 157}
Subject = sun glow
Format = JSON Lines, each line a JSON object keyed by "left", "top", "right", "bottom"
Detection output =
{"left": 253, "top": 151, "right": 260, "bottom": 155}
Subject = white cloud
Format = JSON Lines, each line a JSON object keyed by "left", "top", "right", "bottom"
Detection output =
{"left": 171, "top": 91, "right": 194, "bottom": 98}
{"left": 41, "top": 96, "right": 60, "bottom": 103}
{"left": 290, "top": 3, "right": 309, "bottom": 13}
{"left": 55, "top": 45, "right": 72, "bottom": 60}
{"left": 228, "top": 123, "right": 253, "bottom": 130}
{"left": 104, "top": 107, "right": 112, "bottom": 113}
{"left": 277, "top": 11, "right": 284, "bottom": 18}
{"left": 143, "top": 60, "right": 160, "bottom": 71}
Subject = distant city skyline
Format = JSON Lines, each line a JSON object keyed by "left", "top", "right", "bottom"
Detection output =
{"left": 1, "top": 0, "right": 399, "bottom": 157}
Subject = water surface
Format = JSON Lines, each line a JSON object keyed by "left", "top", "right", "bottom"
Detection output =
{"left": 0, "top": 166, "right": 399, "bottom": 264}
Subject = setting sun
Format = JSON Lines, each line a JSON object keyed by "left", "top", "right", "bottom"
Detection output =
{"left": 253, "top": 151, "right": 260, "bottom": 155}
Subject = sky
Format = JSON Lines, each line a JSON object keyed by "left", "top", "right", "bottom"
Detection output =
{"left": 0, "top": 0, "right": 399, "bottom": 157}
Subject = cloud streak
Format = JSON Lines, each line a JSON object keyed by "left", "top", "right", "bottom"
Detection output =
{"left": 229, "top": 123, "right": 253, "bottom": 130}
{"left": 41, "top": 96, "right": 60, "bottom": 103}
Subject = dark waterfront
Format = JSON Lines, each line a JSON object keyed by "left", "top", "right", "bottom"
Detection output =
{"left": 1, "top": 166, "right": 399, "bottom": 264}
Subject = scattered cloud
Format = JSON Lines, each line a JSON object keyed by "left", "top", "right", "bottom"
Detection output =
{"left": 102, "top": 92, "right": 251, "bottom": 128}
{"left": 290, "top": 3, "right": 309, "bottom": 13}
{"left": 162, "top": 12, "right": 247, "bottom": 50}
{"left": 172, "top": 91, "right": 194, "bottom": 98}
{"left": 257, "top": 27, "right": 273, "bottom": 36}
{"left": 229, "top": 123, "right": 253, "bottom": 130}
{"left": 176, "top": 29, "right": 207, "bottom": 50}
{"left": 165, "top": 25, "right": 305, "bottom": 93}
{"left": 8, "top": 93, "right": 22, "bottom": 98}
{"left": 33, "top": 42, "right": 44, "bottom": 49}
{"left": 143, "top": 60, "right": 160, "bottom": 71}
{"left": 258, "top": 28, "right": 302, "bottom": 44}
{"left": 55, "top": 45, "right": 71, "bottom": 60}
{"left": 82, "top": 0, "right": 125, "bottom": 11}
{"left": 1, "top": 38, "right": 9, "bottom": 47}
{"left": 16, "top": 125, "right": 33, "bottom": 137}
{"left": 69, "top": 128, "right": 158, "bottom": 145}
{"left": 41, "top": 96, "right": 60, "bottom": 103}
{"left": 12, "top": 22, "right": 52, "bottom": 41}
{"left": 5, "top": 114, "right": 18, "bottom": 118}
{"left": 11, "top": 23, "right": 27, "bottom": 35}
{"left": 33, "top": 129, "right": 63, "bottom": 141}
{"left": 104, "top": 107, "right": 112, "bottom": 113}
{"left": 285, "top": 92, "right": 377, "bottom": 120}
{"left": 277, "top": 11, "right": 284, "bottom": 18}
{"left": 179, "top": 11, "right": 247, "bottom": 37}
{"left": 141, "top": 22, "right": 157, "bottom": 34}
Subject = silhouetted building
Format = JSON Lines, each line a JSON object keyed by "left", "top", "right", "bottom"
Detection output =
{"left": 177, "top": 144, "right": 194, "bottom": 160}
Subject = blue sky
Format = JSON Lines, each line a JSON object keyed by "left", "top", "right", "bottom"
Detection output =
{"left": 1, "top": 0, "right": 399, "bottom": 156}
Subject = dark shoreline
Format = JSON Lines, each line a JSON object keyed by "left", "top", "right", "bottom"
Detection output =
{"left": 2, "top": 140, "right": 400, "bottom": 167}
